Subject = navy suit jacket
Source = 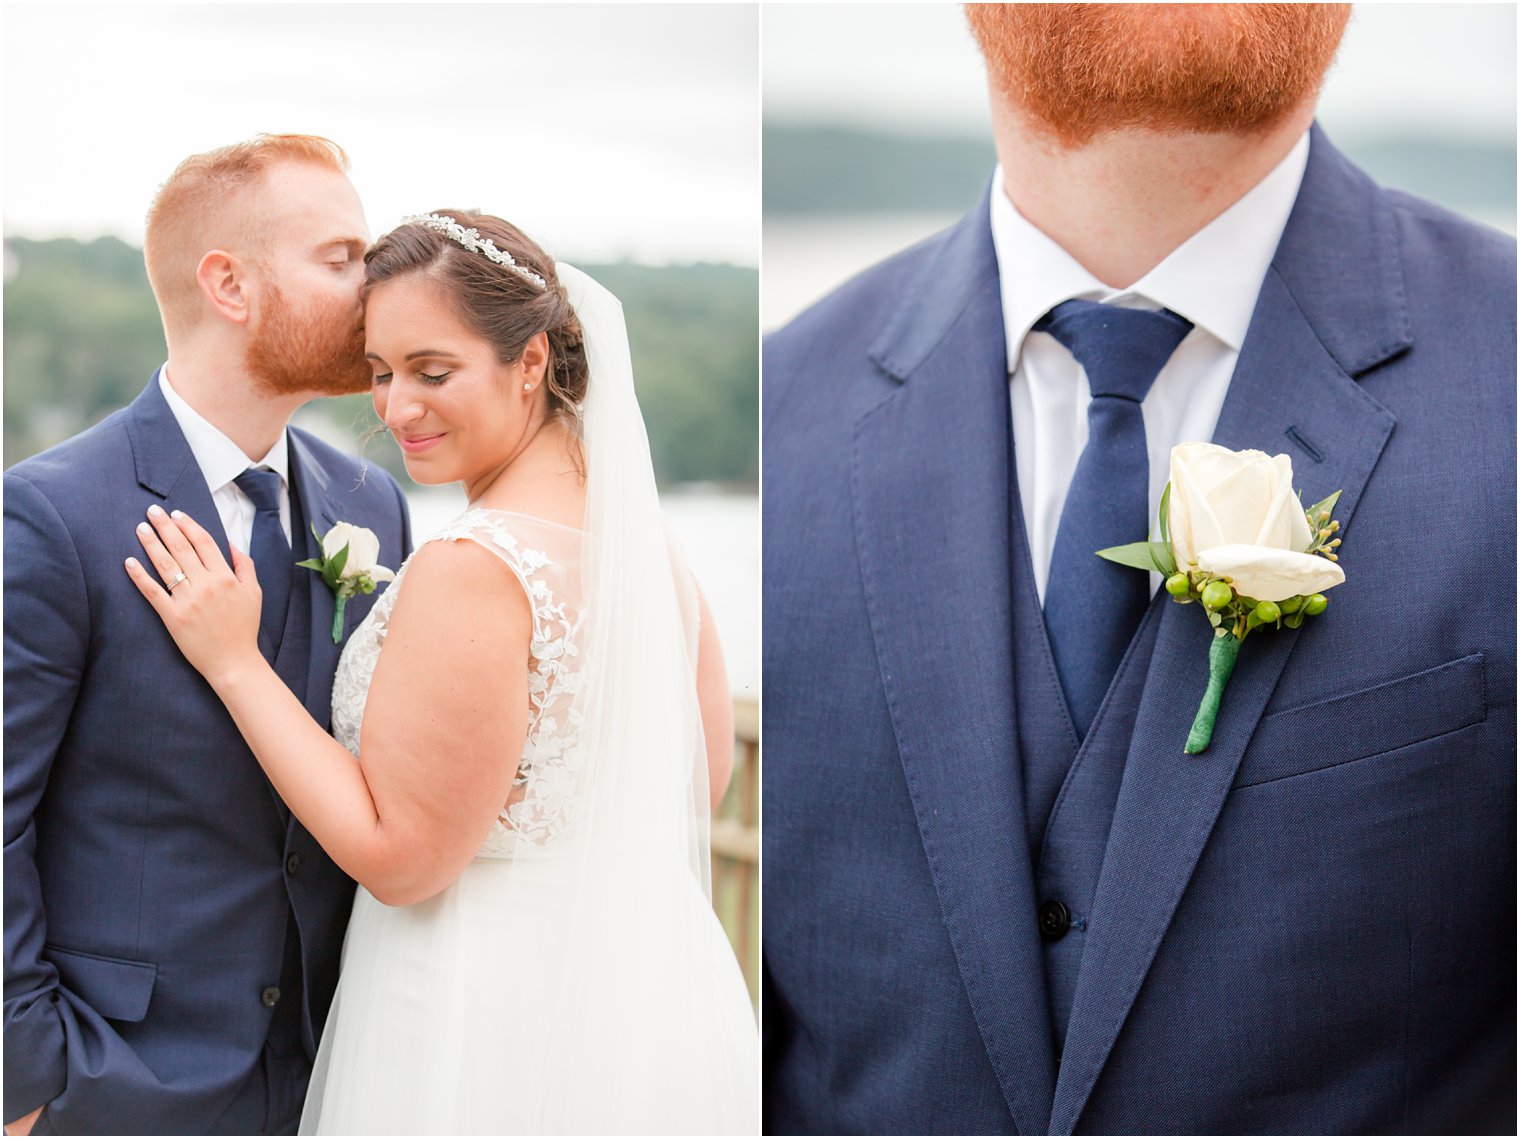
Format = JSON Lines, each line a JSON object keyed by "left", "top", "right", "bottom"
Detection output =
{"left": 4, "top": 376, "right": 413, "bottom": 1133}
{"left": 762, "top": 126, "right": 1515, "bottom": 1133}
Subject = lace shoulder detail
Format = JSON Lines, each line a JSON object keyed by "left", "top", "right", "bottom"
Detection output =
{"left": 330, "top": 507, "right": 587, "bottom": 859}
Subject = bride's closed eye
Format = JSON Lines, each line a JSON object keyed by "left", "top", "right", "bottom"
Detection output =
{"left": 371, "top": 370, "right": 451, "bottom": 386}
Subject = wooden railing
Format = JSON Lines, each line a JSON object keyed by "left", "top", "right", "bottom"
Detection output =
{"left": 713, "top": 695, "right": 759, "bottom": 1002}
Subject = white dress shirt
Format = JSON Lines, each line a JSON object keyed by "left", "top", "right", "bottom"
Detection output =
{"left": 989, "top": 130, "right": 1309, "bottom": 601}
{"left": 158, "top": 367, "right": 292, "bottom": 550}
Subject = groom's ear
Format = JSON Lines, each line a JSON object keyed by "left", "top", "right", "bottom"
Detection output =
{"left": 195, "top": 250, "right": 251, "bottom": 325}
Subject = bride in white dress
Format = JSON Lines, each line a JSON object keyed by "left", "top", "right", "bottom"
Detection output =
{"left": 125, "top": 212, "right": 759, "bottom": 1133}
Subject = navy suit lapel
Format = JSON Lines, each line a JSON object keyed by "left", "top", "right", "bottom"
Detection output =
{"left": 287, "top": 431, "right": 346, "bottom": 728}
{"left": 1049, "top": 126, "right": 1407, "bottom": 1133}
{"left": 125, "top": 374, "right": 234, "bottom": 562}
{"left": 126, "top": 382, "right": 346, "bottom": 716}
{"left": 125, "top": 375, "right": 298, "bottom": 818}
{"left": 854, "top": 184, "right": 1058, "bottom": 1135}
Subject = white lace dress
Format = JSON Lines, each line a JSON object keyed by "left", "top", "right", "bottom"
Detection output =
{"left": 299, "top": 509, "right": 758, "bottom": 1134}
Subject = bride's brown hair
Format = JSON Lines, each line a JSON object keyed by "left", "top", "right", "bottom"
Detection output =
{"left": 362, "top": 211, "right": 589, "bottom": 434}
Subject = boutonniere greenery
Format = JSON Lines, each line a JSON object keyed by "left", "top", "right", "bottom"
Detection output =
{"left": 1098, "top": 442, "right": 1346, "bottom": 754}
{"left": 297, "top": 521, "right": 397, "bottom": 643}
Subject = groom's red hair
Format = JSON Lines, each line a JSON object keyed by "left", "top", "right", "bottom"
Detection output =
{"left": 144, "top": 133, "right": 349, "bottom": 338}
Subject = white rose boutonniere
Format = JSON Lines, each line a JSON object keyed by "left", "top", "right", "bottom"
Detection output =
{"left": 297, "top": 521, "right": 397, "bottom": 643}
{"left": 1098, "top": 442, "right": 1346, "bottom": 753}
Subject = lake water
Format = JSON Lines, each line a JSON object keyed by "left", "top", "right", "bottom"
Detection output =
{"left": 402, "top": 484, "right": 759, "bottom": 699}
{"left": 763, "top": 211, "right": 962, "bottom": 330}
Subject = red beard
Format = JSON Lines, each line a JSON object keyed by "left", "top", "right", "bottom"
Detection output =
{"left": 966, "top": 3, "right": 1351, "bottom": 147}
{"left": 245, "top": 278, "right": 371, "bottom": 398}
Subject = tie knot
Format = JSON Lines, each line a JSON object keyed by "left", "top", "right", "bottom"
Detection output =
{"left": 1035, "top": 299, "right": 1193, "bottom": 402}
{"left": 235, "top": 467, "right": 284, "bottom": 513}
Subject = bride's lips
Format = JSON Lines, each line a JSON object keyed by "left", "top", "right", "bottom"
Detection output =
{"left": 396, "top": 432, "right": 446, "bottom": 454}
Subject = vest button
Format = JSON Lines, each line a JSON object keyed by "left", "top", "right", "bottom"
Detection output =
{"left": 285, "top": 853, "right": 302, "bottom": 876}
{"left": 1038, "top": 900, "right": 1071, "bottom": 941}
{"left": 260, "top": 986, "right": 282, "bottom": 1008}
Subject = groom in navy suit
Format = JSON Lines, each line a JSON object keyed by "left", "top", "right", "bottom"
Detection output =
{"left": 4, "top": 135, "right": 412, "bottom": 1134}
{"left": 763, "top": 5, "right": 1514, "bottom": 1134}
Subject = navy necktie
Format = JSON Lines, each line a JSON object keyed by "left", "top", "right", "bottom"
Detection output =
{"left": 1034, "top": 299, "right": 1193, "bottom": 738}
{"left": 235, "top": 467, "right": 292, "bottom": 661}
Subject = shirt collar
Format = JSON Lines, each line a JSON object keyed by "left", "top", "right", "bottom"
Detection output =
{"left": 158, "top": 366, "right": 290, "bottom": 493}
{"left": 990, "top": 129, "right": 1310, "bottom": 371}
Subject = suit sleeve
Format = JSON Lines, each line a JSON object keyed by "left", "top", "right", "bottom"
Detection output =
{"left": 3, "top": 473, "right": 88, "bottom": 1119}
{"left": 760, "top": 959, "right": 788, "bottom": 1131}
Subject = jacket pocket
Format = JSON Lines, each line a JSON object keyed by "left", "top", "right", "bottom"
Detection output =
{"left": 1234, "top": 652, "right": 1487, "bottom": 789}
{"left": 45, "top": 945, "right": 157, "bottom": 1023}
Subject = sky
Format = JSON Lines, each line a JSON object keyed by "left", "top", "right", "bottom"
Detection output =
{"left": 5, "top": 3, "right": 1513, "bottom": 261}
{"left": 763, "top": 3, "right": 1517, "bottom": 143}
{"left": 2, "top": 3, "right": 760, "bottom": 265}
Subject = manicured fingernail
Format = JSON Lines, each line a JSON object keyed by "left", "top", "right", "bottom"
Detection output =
{"left": 147, "top": 504, "right": 165, "bottom": 517}
{"left": 125, "top": 557, "right": 138, "bottom": 568}
{"left": 137, "top": 522, "right": 151, "bottom": 534}
{"left": 171, "top": 510, "right": 186, "bottom": 520}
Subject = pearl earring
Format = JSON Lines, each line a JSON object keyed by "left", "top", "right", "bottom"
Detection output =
{"left": 523, "top": 382, "right": 532, "bottom": 392}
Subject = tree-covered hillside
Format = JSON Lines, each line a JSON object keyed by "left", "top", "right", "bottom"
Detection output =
{"left": 763, "top": 124, "right": 1517, "bottom": 231}
{"left": 3, "top": 237, "right": 757, "bottom": 490}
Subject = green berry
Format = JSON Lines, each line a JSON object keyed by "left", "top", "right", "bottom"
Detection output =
{"left": 1165, "top": 572, "right": 1191, "bottom": 597}
{"left": 1201, "top": 581, "right": 1233, "bottom": 611}
{"left": 1254, "top": 600, "right": 1280, "bottom": 623}
{"left": 1303, "top": 593, "right": 1329, "bottom": 616}
{"left": 1278, "top": 595, "right": 1303, "bottom": 615}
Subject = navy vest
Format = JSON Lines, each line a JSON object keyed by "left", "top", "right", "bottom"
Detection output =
{"left": 1008, "top": 484, "right": 1162, "bottom": 1054}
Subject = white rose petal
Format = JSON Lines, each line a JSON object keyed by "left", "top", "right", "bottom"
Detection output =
{"left": 321, "top": 522, "right": 391, "bottom": 580}
{"left": 1207, "top": 463, "right": 1278, "bottom": 547}
{"left": 1196, "top": 543, "right": 1346, "bottom": 602}
{"left": 1286, "top": 489, "right": 1317, "bottom": 555}
{"left": 1168, "top": 442, "right": 1324, "bottom": 566}
{"left": 1168, "top": 450, "right": 1215, "bottom": 565}
{"left": 1263, "top": 455, "right": 1310, "bottom": 552}
{"left": 1168, "top": 442, "right": 1272, "bottom": 563}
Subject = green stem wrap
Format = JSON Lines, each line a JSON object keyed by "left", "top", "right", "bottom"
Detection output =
{"left": 330, "top": 594, "right": 348, "bottom": 644}
{"left": 1185, "top": 633, "right": 1242, "bottom": 754}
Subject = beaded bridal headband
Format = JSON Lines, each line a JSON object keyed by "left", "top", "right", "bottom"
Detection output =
{"left": 399, "top": 213, "right": 548, "bottom": 291}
